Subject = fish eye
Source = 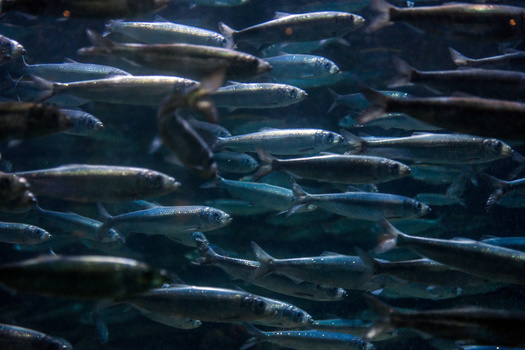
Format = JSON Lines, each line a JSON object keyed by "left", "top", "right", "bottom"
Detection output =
{"left": 289, "top": 89, "right": 297, "bottom": 99}
{"left": 389, "top": 163, "right": 399, "bottom": 173}
{"left": 253, "top": 299, "right": 266, "bottom": 314}
{"left": 413, "top": 202, "right": 423, "bottom": 213}
{"left": 293, "top": 311, "right": 303, "bottom": 322}
{"left": 324, "top": 133, "right": 334, "bottom": 144}
{"left": 493, "top": 140, "right": 502, "bottom": 151}
{"left": 213, "top": 211, "right": 221, "bottom": 221}
{"left": 324, "top": 62, "right": 331, "bottom": 70}
{"left": 220, "top": 38, "right": 227, "bottom": 46}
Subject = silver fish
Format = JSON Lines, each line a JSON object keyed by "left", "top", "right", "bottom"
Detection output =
{"left": 0, "top": 221, "right": 50, "bottom": 244}
{"left": 0, "top": 323, "right": 72, "bottom": 350}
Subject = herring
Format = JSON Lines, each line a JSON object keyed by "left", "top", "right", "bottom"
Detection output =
{"left": 0, "top": 323, "right": 72, "bottom": 350}
{"left": 0, "top": 221, "right": 50, "bottom": 245}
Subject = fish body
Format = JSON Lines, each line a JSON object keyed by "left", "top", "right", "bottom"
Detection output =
{"left": 289, "top": 182, "right": 430, "bottom": 220}
{"left": 311, "top": 319, "right": 396, "bottom": 341}
{"left": 24, "top": 59, "right": 131, "bottom": 82}
{"left": 32, "top": 75, "right": 199, "bottom": 105}
{"left": 358, "top": 88, "right": 525, "bottom": 139}
{"left": 364, "top": 294, "right": 525, "bottom": 347}
{"left": 378, "top": 220, "right": 525, "bottom": 285}
{"left": 97, "top": 205, "right": 231, "bottom": 243}
{"left": 0, "top": 323, "right": 72, "bottom": 350}
{"left": 214, "top": 151, "right": 259, "bottom": 174}
{"left": 0, "top": 255, "right": 170, "bottom": 298}
{"left": 104, "top": 19, "right": 226, "bottom": 47}
{"left": 219, "top": 11, "right": 365, "bottom": 46}
{"left": 391, "top": 57, "right": 525, "bottom": 100}
{"left": 78, "top": 30, "right": 271, "bottom": 79}
{"left": 483, "top": 174, "right": 525, "bottom": 210}
{"left": 254, "top": 150, "right": 411, "bottom": 184}
{"left": 241, "top": 324, "right": 376, "bottom": 350}
{"left": 368, "top": 0, "right": 525, "bottom": 41}
{"left": 194, "top": 239, "right": 347, "bottom": 301}
{"left": 0, "top": 221, "right": 50, "bottom": 244}
{"left": 0, "top": 102, "right": 73, "bottom": 141}
{"left": 212, "top": 128, "right": 342, "bottom": 155}
{"left": 209, "top": 83, "right": 307, "bottom": 109}
{"left": 450, "top": 47, "right": 525, "bottom": 70}
{"left": 15, "top": 164, "right": 180, "bottom": 202}
{"left": 0, "top": 0, "right": 169, "bottom": 18}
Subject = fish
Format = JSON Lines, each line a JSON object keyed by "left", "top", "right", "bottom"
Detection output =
{"left": 0, "top": 221, "right": 50, "bottom": 244}
{"left": 219, "top": 11, "right": 365, "bottom": 47}
{"left": 194, "top": 238, "right": 347, "bottom": 301}
{"left": 367, "top": 0, "right": 525, "bottom": 42}
{"left": 115, "top": 283, "right": 310, "bottom": 326}
{"left": 174, "top": 0, "right": 252, "bottom": 6}
{"left": 253, "top": 149, "right": 411, "bottom": 184}
{"left": 211, "top": 128, "right": 342, "bottom": 155}
{"left": 248, "top": 241, "right": 389, "bottom": 290}
{"left": 78, "top": 29, "right": 271, "bottom": 79}
{"left": 288, "top": 181, "right": 431, "bottom": 220}
{"left": 14, "top": 164, "right": 180, "bottom": 202}
{"left": 262, "top": 54, "right": 341, "bottom": 80}
{"left": 0, "top": 323, "right": 72, "bottom": 349}
{"left": 0, "top": 35, "right": 25, "bottom": 65}
{"left": 241, "top": 323, "right": 376, "bottom": 350}
{"left": 390, "top": 57, "right": 525, "bottom": 100}
{"left": 60, "top": 108, "right": 104, "bottom": 136}
{"left": 0, "top": 102, "right": 73, "bottom": 141}
{"left": 204, "top": 199, "right": 273, "bottom": 216}
{"left": 214, "top": 151, "right": 259, "bottom": 174}
{"left": 31, "top": 74, "right": 200, "bottom": 106}
{"left": 311, "top": 319, "right": 397, "bottom": 341}
{"left": 357, "top": 88, "right": 525, "bottom": 140}
{"left": 23, "top": 58, "right": 132, "bottom": 82}
{"left": 328, "top": 89, "right": 411, "bottom": 114}
{"left": 138, "top": 310, "right": 202, "bottom": 329}
{"left": 96, "top": 204, "right": 231, "bottom": 244}
{"left": 377, "top": 220, "right": 525, "bottom": 285}
{"left": 103, "top": 18, "right": 227, "bottom": 47}
{"left": 450, "top": 47, "right": 525, "bottom": 70}
{"left": 209, "top": 83, "right": 307, "bottom": 109}
{"left": 0, "top": 0, "right": 169, "bottom": 19}
{"left": 0, "top": 254, "right": 171, "bottom": 298}
{"left": 364, "top": 293, "right": 525, "bottom": 347}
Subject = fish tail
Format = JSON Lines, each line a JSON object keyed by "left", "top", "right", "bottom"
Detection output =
{"left": 93, "top": 309, "right": 109, "bottom": 344}
{"left": 340, "top": 130, "right": 365, "bottom": 154}
{"left": 210, "top": 136, "right": 224, "bottom": 152}
{"left": 200, "top": 175, "right": 223, "bottom": 189}
{"left": 355, "top": 247, "right": 380, "bottom": 287}
{"left": 218, "top": 22, "right": 236, "bottom": 49}
{"left": 287, "top": 180, "right": 309, "bottom": 218}
{"left": 252, "top": 148, "right": 276, "bottom": 181}
{"left": 239, "top": 337, "right": 259, "bottom": 350}
{"left": 327, "top": 88, "right": 340, "bottom": 113}
{"left": 389, "top": 57, "right": 416, "bottom": 88}
{"left": 96, "top": 203, "right": 114, "bottom": 241}
{"left": 242, "top": 323, "right": 266, "bottom": 341}
{"left": 482, "top": 174, "right": 511, "bottom": 211}
{"left": 362, "top": 293, "right": 397, "bottom": 340}
{"left": 375, "top": 219, "right": 400, "bottom": 254}
{"left": 247, "top": 241, "right": 275, "bottom": 283}
{"left": 30, "top": 75, "right": 58, "bottom": 102}
{"left": 78, "top": 29, "right": 115, "bottom": 56}
{"left": 448, "top": 47, "right": 471, "bottom": 67}
{"left": 193, "top": 237, "right": 219, "bottom": 265}
{"left": 367, "top": 0, "right": 395, "bottom": 33}
{"left": 357, "top": 87, "right": 389, "bottom": 125}
{"left": 103, "top": 19, "right": 122, "bottom": 36}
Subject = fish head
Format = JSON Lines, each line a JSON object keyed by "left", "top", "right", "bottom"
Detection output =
{"left": 325, "top": 286, "right": 347, "bottom": 300}
{"left": 201, "top": 207, "right": 232, "bottom": 228}
{"left": 280, "top": 85, "right": 307, "bottom": 102}
{"left": 256, "top": 59, "right": 273, "bottom": 75}
{"left": 482, "top": 138, "right": 512, "bottom": 159}
{"left": 240, "top": 154, "right": 259, "bottom": 172}
{"left": 25, "top": 225, "right": 51, "bottom": 242}
{"left": 288, "top": 306, "right": 313, "bottom": 326}
{"left": 50, "top": 337, "right": 73, "bottom": 350}
{"left": 407, "top": 199, "right": 431, "bottom": 217}
{"left": 318, "top": 130, "right": 344, "bottom": 148}
{"left": 243, "top": 295, "right": 275, "bottom": 318}
{"left": 142, "top": 171, "right": 181, "bottom": 194}
{"left": 101, "top": 229, "right": 124, "bottom": 243}
{"left": 316, "top": 58, "right": 340, "bottom": 76}
{"left": 380, "top": 159, "right": 411, "bottom": 179}
{"left": 7, "top": 38, "right": 25, "bottom": 59}
{"left": 339, "top": 13, "right": 365, "bottom": 32}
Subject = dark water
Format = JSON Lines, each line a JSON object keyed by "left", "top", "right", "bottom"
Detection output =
{"left": 1, "top": 0, "right": 525, "bottom": 349}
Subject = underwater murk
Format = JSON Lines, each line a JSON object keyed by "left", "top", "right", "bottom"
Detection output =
{"left": 1, "top": 0, "right": 525, "bottom": 349}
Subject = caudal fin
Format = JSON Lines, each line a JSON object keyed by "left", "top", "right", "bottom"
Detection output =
{"left": 375, "top": 220, "right": 400, "bottom": 254}
{"left": 362, "top": 293, "right": 397, "bottom": 340}
{"left": 327, "top": 88, "right": 341, "bottom": 113}
{"left": 252, "top": 148, "right": 277, "bottom": 181}
{"left": 30, "top": 75, "right": 57, "bottom": 102}
{"left": 77, "top": 29, "right": 115, "bottom": 56}
{"left": 287, "top": 180, "right": 310, "bottom": 218}
{"left": 356, "top": 87, "right": 389, "bottom": 125}
{"left": 340, "top": 129, "right": 365, "bottom": 154}
{"left": 367, "top": 0, "right": 395, "bottom": 33}
{"left": 482, "top": 173, "right": 511, "bottom": 211}
{"left": 96, "top": 203, "right": 114, "bottom": 241}
{"left": 449, "top": 47, "right": 472, "bottom": 67}
{"left": 218, "top": 22, "right": 236, "bottom": 49}
{"left": 389, "top": 57, "right": 416, "bottom": 88}
{"left": 247, "top": 241, "right": 275, "bottom": 283}
{"left": 193, "top": 238, "right": 219, "bottom": 265}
